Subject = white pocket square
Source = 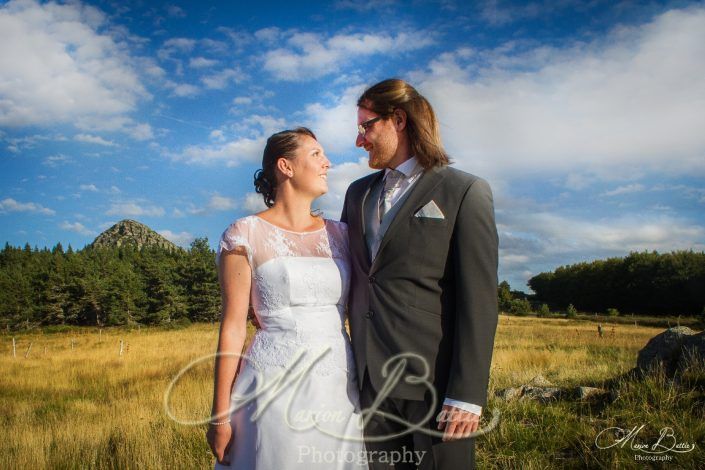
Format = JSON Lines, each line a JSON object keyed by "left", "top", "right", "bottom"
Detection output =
{"left": 415, "top": 200, "right": 445, "bottom": 219}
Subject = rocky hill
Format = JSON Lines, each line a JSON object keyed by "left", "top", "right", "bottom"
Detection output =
{"left": 89, "top": 219, "right": 180, "bottom": 251}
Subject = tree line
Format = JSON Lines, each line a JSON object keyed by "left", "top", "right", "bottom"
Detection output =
{"left": 528, "top": 250, "right": 705, "bottom": 316}
{"left": 3, "top": 243, "right": 702, "bottom": 331}
{"left": 0, "top": 240, "right": 220, "bottom": 331}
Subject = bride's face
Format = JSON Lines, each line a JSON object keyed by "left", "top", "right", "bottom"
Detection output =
{"left": 287, "top": 134, "right": 330, "bottom": 198}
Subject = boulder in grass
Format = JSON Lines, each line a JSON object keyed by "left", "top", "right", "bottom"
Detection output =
{"left": 679, "top": 331, "right": 705, "bottom": 371}
{"left": 496, "top": 386, "right": 524, "bottom": 401}
{"left": 577, "top": 386, "right": 607, "bottom": 400}
{"left": 636, "top": 326, "right": 697, "bottom": 376}
{"left": 522, "top": 386, "right": 562, "bottom": 402}
{"left": 527, "top": 374, "right": 554, "bottom": 387}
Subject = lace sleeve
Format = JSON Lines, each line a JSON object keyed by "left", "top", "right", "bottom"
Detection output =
{"left": 216, "top": 218, "right": 253, "bottom": 268}
{"left": 328, "top": 220, "right": 350, "bottom": 260}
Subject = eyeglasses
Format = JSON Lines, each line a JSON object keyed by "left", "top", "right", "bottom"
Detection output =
{"left": 357, "top": 116, "right": 383, "bottom": 136}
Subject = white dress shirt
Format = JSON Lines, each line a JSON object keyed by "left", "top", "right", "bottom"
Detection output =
{"left": 384, "top": 156, "right": 483, "bottom": 417}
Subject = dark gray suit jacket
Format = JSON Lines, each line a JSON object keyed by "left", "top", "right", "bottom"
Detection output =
{"left": 341, "top": 164, "right": 499, "bottom": 405}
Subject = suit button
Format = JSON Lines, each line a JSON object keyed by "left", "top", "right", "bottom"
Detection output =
{"left": 368, "top": 276, "right": 376, "bottom": 284}
{"left": 365, "top": 310, "right": 374, "bottom": 319}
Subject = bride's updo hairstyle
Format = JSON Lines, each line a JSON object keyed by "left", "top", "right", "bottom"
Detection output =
{"left": 254, "top": 127, "right": 317, "bottom": 208}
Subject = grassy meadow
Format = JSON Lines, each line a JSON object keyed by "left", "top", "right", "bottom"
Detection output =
{"left": 1, "top": 316, "right": 703, "bottom": 469}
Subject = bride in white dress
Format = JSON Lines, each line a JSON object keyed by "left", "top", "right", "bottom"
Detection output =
{"left": 207, "top": 128, "right": 367, "bottom": 469}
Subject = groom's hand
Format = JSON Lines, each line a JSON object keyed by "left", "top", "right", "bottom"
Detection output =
{"left": 436, "top": 405, "right": 481, "bottom": 441}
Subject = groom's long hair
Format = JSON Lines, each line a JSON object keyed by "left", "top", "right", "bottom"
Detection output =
{"left": 358, "top": 79, "right": 450, "bottom": 169}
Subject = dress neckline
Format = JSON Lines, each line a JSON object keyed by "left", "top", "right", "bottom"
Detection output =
{"left": 252, "top": 215, "right": 327, "bottom": 235}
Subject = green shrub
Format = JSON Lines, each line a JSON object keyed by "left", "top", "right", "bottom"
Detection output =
{"left": 607, "top": 307, "right": 620, "bottom": 317}
{"left": 566, "top": 304, "right": 577, "bottom": 318}
{"left": 537, "top": 304, "right": 551, "bottom": 318}
{"left": 509, "top": 298, "right": 532, "bottom": 316}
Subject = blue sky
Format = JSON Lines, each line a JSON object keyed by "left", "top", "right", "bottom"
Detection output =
{"left": 1, "top": 0, "right": 704, "bottom": 292}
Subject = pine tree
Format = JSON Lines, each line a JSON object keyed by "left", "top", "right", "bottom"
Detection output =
{"left": 143, "top": 261, "right": 187, "bottom": 324}
{"left": 184, "top": 238, "right": 220, "bottom": 322}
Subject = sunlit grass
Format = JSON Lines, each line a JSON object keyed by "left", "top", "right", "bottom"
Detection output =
{"left": 1, "top": 317, "right": 703, "bottom": 468}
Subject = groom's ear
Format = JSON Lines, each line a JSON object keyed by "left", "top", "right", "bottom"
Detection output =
{"left": 393, "top": 108, "right": 407, "bottom": 132}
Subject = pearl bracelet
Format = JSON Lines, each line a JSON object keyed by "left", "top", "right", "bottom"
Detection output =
{"left": 209, "top": 419, "right": 231, "bottom": 426}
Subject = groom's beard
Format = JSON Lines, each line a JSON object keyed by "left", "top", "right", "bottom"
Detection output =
{"left": 367, "top": 141, "right": 396, "bottom": 170}
{"left": 367, "top": 133, "right": 399, "bottom": 170}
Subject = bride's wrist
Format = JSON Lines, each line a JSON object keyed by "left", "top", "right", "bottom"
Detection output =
{"left": 209, "top": 418, "right": 231, "bottom": 426}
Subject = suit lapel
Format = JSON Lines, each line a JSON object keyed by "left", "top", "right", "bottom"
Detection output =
{"left": 371, "top": 165, "right": 447, "bottom": 273}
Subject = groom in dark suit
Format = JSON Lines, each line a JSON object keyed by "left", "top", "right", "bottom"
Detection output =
{"left": 341, "top": 79, "right": 498, "bottom": 469}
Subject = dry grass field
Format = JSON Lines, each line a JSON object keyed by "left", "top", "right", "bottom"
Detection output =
{"left": 1, "top": 316, "right": 703, "bottom": 469}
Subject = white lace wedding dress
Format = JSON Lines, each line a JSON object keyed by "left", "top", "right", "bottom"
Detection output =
{"left": 214, "top": 215, "right": 367, "bottom": 469}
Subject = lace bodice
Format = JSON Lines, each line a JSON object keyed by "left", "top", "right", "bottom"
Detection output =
{"left": 217, "top": 215, "right": 348, "bottom": 268}
{"left": 215, "top": 215, "right": 353, "bottom": 376}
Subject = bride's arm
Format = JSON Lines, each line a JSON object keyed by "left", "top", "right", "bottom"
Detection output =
{"left": 207, "top": 248, "right": 251, "bottom": 464}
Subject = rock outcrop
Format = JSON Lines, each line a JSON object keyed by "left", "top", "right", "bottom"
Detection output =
{"left": 89, "top": 219, "right": 180, "bottom": 251}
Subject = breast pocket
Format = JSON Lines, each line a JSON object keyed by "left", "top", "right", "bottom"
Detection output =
{"left": 408, "top": 216, "right": 450, "bottom": 266}
{"left": 412, "top": 216, "right": 447, "bottom": 227}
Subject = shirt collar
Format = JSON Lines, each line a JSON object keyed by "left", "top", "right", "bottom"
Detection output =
{"left": 384, "top": 156, "right": 422, "bottom": 179}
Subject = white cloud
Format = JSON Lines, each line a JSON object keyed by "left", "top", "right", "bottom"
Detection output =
{"left": 43, "top": 154, "right": 71, "bottom": 167}
{"left": 185, "top": 195, "right": 238, "bottom": 216}
{"left": 189, "top": 56, "right": 218, "bottom": 68}
{"left": 201, "top": 38, "right": 228, "bottom": 54}
{"left": 74, "top": 133, "right": 116, "bottom": 146}
{"left": 0, "top": 0, "right": 149, "bottom": 129}
{"left": 232, "top": 96, "right": 253, "bottom": 105}
{"left": 563, "top": 173, "right": 599, "bottom": 191}
{"left": 411, "top": 7, "right": 705, "bottom": 179}
{"left": 135, "top": 56, "right": 165, "bottom": 78}
{"left": 601, "top": 183, "right": 645, "bottom": 197}
{"left": 60, "top": 220, "right": 94, "bottom": 235}
{"left": 263, "top": 31, "right": 434, "bottom": 81}
{"left": 164, "top": 80, "right": 200, "bottom": 97}
{"left": 201, "top": 67, "right": 246, "bottom": 89}
{"left": 479, "top": 0, "right": 547, "bottom": 26}
{"left": 242, "top": 192, "right": 267, "bottom": 213}
{"left": 106, "top": 202, "right": 165, "bottom": 217}
{"left": 334, "top": 0, "right": 397, "bottom": 12}
{"left": 174, "top": 115, "right": 286, "bottom": 167}
{"left": 207, "top": 195, "right": 238, "bottom": 211}
{"left": 254, "top": 27, "right": 281, "bottom": 43}
{"left": 5, "top": 133, "right": 68, "bottom": 152}
{"left": 302, "top": 84, "right": 367, "bottom": 156}
{"left": 128, "top": 123, "right": 153, "bottom": 141}
{"left": 497, "top": 209, "right": 705, "bottom": 289}
{"left": 166, "top": 5, "right": 186, "bottom": 18}
{"left": 79, "top": 184, "right": 98, "bottom": 192}
{"left": 209, "top": 129, "right": 225, "bottom": 142}
{"left": 0, "top": 197, "right": 55, "bottom": 215}
{"left": 158, "top": 37, "right": 196, "bottom": 60}
{"left": 158, "top": 229, "right": 194, "bottom": 247}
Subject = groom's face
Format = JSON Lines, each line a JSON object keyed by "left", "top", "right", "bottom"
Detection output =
{"left": 356, "top": 104, "right": 398, "bottom": 170}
